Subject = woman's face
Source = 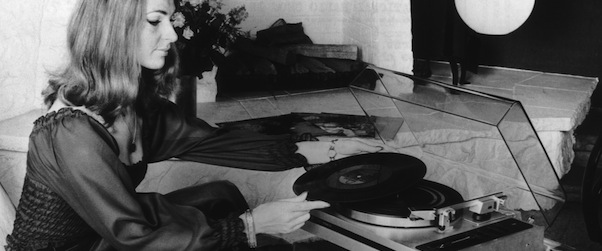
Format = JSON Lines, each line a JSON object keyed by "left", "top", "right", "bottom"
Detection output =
{"left": 138, "top": 0, "right": 178, "bottom": 70}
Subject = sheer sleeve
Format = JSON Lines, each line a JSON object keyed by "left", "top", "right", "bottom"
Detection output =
{"left": 27, "top": 110, "right": 246, "bottom": 250}
{"left": 142, "top": 97, "right": 309, "bottom": 171}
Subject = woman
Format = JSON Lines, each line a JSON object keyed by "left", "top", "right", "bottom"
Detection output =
{"left": 5, "top": 0, "right": 384, "bottom": 250}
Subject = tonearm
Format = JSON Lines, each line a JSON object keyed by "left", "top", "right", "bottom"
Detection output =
{"left": 409, "top": 192, "right": 508, "bottom": 232}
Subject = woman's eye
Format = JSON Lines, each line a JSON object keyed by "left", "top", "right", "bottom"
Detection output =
{"left": 148, "top": 19, "right": 160, "bottom": 26}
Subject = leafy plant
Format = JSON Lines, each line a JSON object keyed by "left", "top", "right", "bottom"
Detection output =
{"left": 171, "top": 0, "right": 249, "bottom": 77}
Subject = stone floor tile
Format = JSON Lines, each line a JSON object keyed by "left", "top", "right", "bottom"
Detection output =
{"left": 521, "top": 73, "right": 599, "bottom": 92}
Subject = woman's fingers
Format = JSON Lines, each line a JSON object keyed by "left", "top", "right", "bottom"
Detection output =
{"left": 280, "top": 191, "right": 308, "bottom": 202}
{"left": 292, "top": 212, "right": 311, "bottom": 225}
{"left": 281, "top": 210, "right": 312, "bottom": 233}
{"left": 293, "top": 200, "right": 330, "bottom": 211}
{"left": 287, "top": 213, "right": 311, "bottom": 232}
{"left": 354, "top": 138, "right": 397, "bottom": 152}
{"left": 252, "top": 197, "right": 328, "bottom": 234}
{"left": 335, "top": 138, "right": 397, "bottom": 155}
{"left": 290, "top": 221, "right": 307, "bottom": 232}
{"left": 280, "top": 192, "right": 329, "bottom": 210}
{"left": 280, "top": 194, "right": 329, "bottom": 212}
{"left": 353, "top": 142, "right": 384, "bottom": 152}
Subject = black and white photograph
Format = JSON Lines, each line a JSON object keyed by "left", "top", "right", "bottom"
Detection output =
{"left": 0, "top": 0, "right": 601, "bottom": 250}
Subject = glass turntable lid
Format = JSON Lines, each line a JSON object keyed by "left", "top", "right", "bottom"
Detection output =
{"left": 344, "top": 65, "right": 566, "bottom": 228}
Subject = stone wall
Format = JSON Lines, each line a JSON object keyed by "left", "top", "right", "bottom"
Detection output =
{"left": 227, "top": 0, "right": 345, "bottom": 45}
{"left": 342, "top": 0, "right": 413, "bottom": 73}
{"left": 0, "top": 0, "right": 77, "bottom": 121}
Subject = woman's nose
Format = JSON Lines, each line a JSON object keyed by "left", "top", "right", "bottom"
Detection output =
{"left": 164, "top": 22, "right": 178, "bottom": 43}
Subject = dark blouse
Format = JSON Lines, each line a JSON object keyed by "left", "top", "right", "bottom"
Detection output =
{"left": 5, "top": 97, "right": 308, "bottom": 250}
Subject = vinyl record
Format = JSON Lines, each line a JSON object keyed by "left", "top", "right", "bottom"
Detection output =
{"left": 293, "top": 153, "right": 427, "bottom": 203}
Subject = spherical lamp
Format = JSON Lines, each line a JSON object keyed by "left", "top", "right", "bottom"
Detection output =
{"left": 454, "top": 0, "right": 535, "bottom": 35}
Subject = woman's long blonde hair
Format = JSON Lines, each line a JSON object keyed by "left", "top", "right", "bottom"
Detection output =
{"left": 43, "top": 0, "right": 178, "bottom": 125}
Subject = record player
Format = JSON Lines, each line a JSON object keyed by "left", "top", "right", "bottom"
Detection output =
{"left": 290, "top": 66, "right": 565, "bottom": 250}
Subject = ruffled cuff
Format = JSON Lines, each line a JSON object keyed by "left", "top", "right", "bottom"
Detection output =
{"left": 213, "top": 215, "right": 247, "bottom": 250}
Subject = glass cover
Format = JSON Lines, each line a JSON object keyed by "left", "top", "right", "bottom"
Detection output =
{"left": 219, "top": 64, "right": 566, "bottom": 228}
{"left": 343, "top": 65, "right": 566, "bottom": 228}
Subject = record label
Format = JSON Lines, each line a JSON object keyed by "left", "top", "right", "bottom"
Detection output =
{"left": 327, "top": 164, "right": 393, "bottom": 189}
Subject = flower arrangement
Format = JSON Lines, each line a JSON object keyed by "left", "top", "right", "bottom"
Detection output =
{"left": 171, "top": 0, "right": 249, "bottom": 77}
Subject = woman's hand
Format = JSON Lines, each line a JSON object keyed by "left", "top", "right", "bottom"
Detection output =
{"left": 332, "top": 138, "right": 397, "bottom": 159}
{"left": 249, "top": 192, "right": 329, "bottom": 234}
{"left": 296, "top": 138, "right": 397, "bottom": 164}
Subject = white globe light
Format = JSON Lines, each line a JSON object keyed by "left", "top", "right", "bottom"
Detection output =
{"left": 455, "top": 0, "right": 535, "bottom": 35}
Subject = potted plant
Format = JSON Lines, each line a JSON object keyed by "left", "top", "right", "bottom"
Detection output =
{"left": 170, "top": 0, "right": 248, "bottom": 110}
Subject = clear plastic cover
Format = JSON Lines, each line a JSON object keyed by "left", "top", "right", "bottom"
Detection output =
{"left": 344, "top": 65, "right": 565, "bottom": 228}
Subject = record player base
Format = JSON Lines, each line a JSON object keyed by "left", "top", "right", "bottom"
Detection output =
{"left": 461, "top": 227, "right": 544, "bottom": 251}
{"left": 303, "top": 210, "right": 546, "bottom": 251}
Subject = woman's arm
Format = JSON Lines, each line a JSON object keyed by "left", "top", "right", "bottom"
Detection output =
{"left": 143, "top": 97, "right": 390, "bottom": 170}
{"left": 29, "top": 112, "right": 245, "bottom": 250}
{"left": 142, "top": 97, "right": 306, "bottom": 171}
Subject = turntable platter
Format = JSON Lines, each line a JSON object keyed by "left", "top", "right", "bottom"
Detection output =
{"left": 293, "top": 153, "right": 427, "bottom": 203}
{"left": 338, "top": 179, "right": 464, "bottom": 228}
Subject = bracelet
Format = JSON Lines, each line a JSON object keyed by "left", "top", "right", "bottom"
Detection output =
{"left": 245, "top": 209, "right": 257, "bottom": 248}
{"left": 327, "top": 139, "right": 338, "bottom": 161}
{"left": 242, "top": 213, "right": 250, "bottom": 246}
